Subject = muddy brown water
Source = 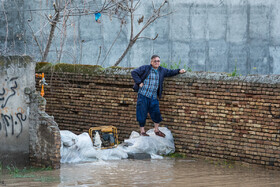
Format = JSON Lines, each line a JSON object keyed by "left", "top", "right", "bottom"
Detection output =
{"left": 1, "top": 158, "right": 280, "bottom": 187}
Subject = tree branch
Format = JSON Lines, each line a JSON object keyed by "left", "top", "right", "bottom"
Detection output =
{"left": 96, "top": 46, "right": 102, "bottom": 65}
{"left": 57, "top": 1, "right": 71, "bottom": 62}
{"left": 41, "top": 4, "right": 60, "bottom": 62}
{"left": 101, "top": 23, "right": 124, "bottom": 66}
{"left": 113, "top": 0, "right": 170, "bottom": 66}
{"left": 130, "top": 0, "right": 134, "bottom": 41}
{"left": 26, "top": 19, "right": 43, "bottom": 57}
{"left": 138, "top": 33, "right": 158, "bottom": 40}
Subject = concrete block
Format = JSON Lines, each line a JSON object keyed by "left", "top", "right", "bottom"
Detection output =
{"left": 170, "top": 3, "right": 190, "bottom": 42}
{"left": 171, "top": 41, "right": 190, "bottom": 68}
{"left": 249, "top": 5, "right": 270, "bottom": 40}
{"left": 228, "top": 43, "right": 248, "bottom": 75}
{"left": 208, "top": 40, "right": 228, "bottom": 73}
{"left": 76, "top": 39, "right": 104, "bottom": 65}
{"left": 247, "top": 0, "right": 275, "bottom": 6}
{"left": 208, "top": 6, "right": 227, "bottom": 40}
{"left": 0, "top": 1, "right": 25, "bottom": 53}
{"left": 270, "top": 3, "right": 280, "bottom": 45}
{"left": 174, "top": 0, "right": 222, "bottom": 6}
{"left": 189, "top": 40, "right": 207, "bottom": 71}
{"left": 152, "top": 17, "right": 170, "bottom": 42}
{"left": 131, "top": 1, "right": 153, "bottom": 38}
{"left": 103, "top": 17, "right": 128, "bottom": 42}
{"left": 152, "top": 41, "right": 171, "bottom": 64}
{"left": 227, "top": 5, "right": 247, "bottom": 43}
{"left": 269, "top": 46, "right": 280, "bottom": 74}
{"left": 130, "top": 40, "right": 153, "bottom": 67}
{"left": 249, "top": 40, "right": 270, "bottom": 74}
{"left": 104, "top": 43, "right": 129, "bottom": 67}
{"left": 190, "top": 6, "right": 208, "bottom": 40}
{"left": 79, "top": 15, "right": 104, "bottom": 40}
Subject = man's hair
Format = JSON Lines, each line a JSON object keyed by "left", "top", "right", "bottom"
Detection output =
{"left": 151, "top": 55, "right": 160, "bottom": 60}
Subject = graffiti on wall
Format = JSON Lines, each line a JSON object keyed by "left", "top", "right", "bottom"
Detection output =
{"left": 0, "top": 77, "right": 27, "bottom": 137}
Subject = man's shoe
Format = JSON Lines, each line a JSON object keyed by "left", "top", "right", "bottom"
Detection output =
{"left": 155, "top": 130, "right": 165, "bottom": 138}
{"left": 140, "top": 132, "right": 149, "bottom": 136}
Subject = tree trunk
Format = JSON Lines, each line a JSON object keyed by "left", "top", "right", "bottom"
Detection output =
{"left": 114, "top": 40, "right": 135, "bottom": 66}
{"left": 41, "top": 11, "right": 60, "bottom": 62}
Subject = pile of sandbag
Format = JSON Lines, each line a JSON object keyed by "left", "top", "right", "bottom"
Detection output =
{"left": 60, "top": 127, "right": 175, "bottom": 163}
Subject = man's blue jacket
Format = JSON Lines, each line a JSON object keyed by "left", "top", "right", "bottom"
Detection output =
{"left": 131, "top": 65, "right": 180, "bottom": 99}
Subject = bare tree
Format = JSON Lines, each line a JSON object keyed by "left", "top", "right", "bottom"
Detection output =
{"left": 2, "top": 0, "right": 170, "bottom": 66}
{"left": 28, "top": 0, "right": 128, "bottom": 63}
{"left": 113, "top": 0, "right": 171, "bottom": 66}
{"left": 29, "top": 0, "right": 171, "bottom": 65}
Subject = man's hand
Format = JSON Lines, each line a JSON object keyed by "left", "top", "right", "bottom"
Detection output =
{"left": 139, "top": 83, "right": 144, "bottom": 87}
{"left": 179, "top": 69, "right": 186, "bottom": 74}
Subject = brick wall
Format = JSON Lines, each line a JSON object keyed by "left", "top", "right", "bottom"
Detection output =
{"left": 29, "top": 111, "right": 61, "bottom": 169}
{"left": 36, "top": 63, "right": 280, "bottom": 169}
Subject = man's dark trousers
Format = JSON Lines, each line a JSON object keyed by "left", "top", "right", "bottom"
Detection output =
{"left": 136, "top": 93, "right": 162, "bottom": 127}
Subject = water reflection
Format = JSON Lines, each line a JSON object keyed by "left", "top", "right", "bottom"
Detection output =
{"left": 1, "top": 158, "right": 280, "bottom": 187}
{"left": 59, "top": 159, "right": 177, "bottom": 186}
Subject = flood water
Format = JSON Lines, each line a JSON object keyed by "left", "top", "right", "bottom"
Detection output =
{"left": 1, "top": 158, "right": 280, "bottom": 187}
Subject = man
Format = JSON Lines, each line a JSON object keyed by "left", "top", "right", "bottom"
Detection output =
{"left": 131, "top": 55, "right": 186, "bottom": 137}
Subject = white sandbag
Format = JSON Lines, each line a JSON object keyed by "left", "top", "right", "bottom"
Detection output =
{"left": 60, "top": 130, "right": 78, "bottom": 147}
{"left": 60, "top": 131, "right": 98, "bottom": 163}
{"left": 122, "top": 127, "right": 175, "bottom": 156}
{"left": 60, "top": 130, "right": 127, "bottom": 163}
{"left": 95, "top": 147, "right": 128, "bottom": 160}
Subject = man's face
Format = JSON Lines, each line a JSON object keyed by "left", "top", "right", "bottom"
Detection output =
{"left": 150, "top": 57, "right": 160, "bottom": 69}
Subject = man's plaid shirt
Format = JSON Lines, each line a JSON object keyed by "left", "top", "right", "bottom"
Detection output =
{"left": 138, "top": 68, "right": 159, "bottom": 99}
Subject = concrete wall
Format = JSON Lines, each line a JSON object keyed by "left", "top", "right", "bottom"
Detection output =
{"left": 0, "top": 57, "right": 61, "bottom": 168}
{"left": 1, "top": 0, "right": 280, "bottom": 75}
{"left": 0, "top": 56, "right": 35, "bottom": 166}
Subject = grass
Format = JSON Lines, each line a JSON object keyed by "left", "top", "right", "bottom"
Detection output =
{"left": 227, "top": 65, "right": 239, "bottom": 77}
{"left": 5, "top": 165, "right": 59, "bottom": 183}
{"left": 206, "top": 159, "right": 235, "bottom": 169}
{"left": 36, "top": 62, "right": 135, "bottom": 75}
{"left": 161, "top": 60, "right": 192, "bottom": 72}
{"left": 227, "top": 60, "right": 241, "bottom": 77}
{"left": 7, "top": 165, "right": 53, "bottom": 178}
{"left": 165, "top": 152, "right": 186, "bottom": 158}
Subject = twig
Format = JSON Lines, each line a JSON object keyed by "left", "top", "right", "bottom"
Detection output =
{"left": 101, "top": 23, "right": 124, "bottom": 66}
{"left": 57, "top": 1, "right": 71, "bottom": 62}
{"left": 138, "top": 33, "right": 158, "bottom": 40}
{"left": 114, "top": 0, "right": 171, "bottom": 66}
{"left": 27, "top": 20, "right": 43, "bottom": 56}
{"left": 134, "top": 0, "right": 141, "bottom": 9}
{"left": 96, "top": 46, "right": 102, "bottom": 65}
